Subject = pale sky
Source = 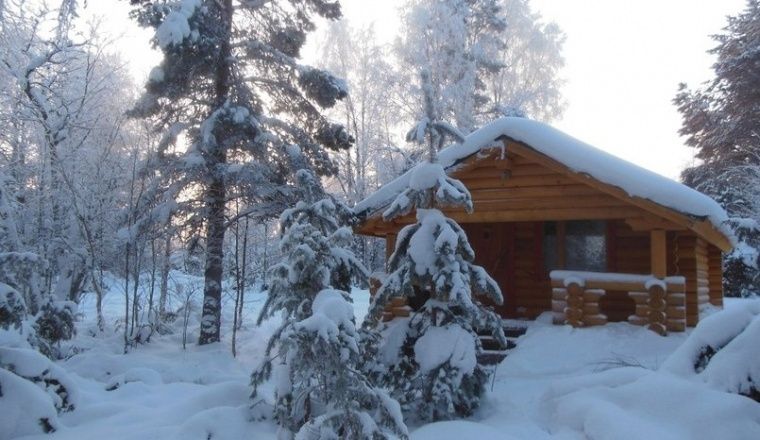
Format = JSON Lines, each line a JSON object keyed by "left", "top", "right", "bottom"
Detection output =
{"left": 86, "top": 0, "right": 746, "bottom": 180}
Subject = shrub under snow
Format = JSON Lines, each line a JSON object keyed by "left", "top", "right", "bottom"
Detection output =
{"left": 0, "top": 344, "right": 79, "bottom": 437}
{"left": 0, "top": 346, "right": 79, "bottom": 412}
{"left": 662, "top": 300, "right": 760, "bottom": 400}
{"left": 0, "top": 282, "right": 26, "bottom": 330}
{"left": 0, "top": 367, "right": 60, "bottom": 437}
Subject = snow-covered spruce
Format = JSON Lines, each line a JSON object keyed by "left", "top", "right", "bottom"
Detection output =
{"left": 363, "top": 161, "right": 506, "bottom": 422}
{"left": 251, "top": 170, "right": 407, "bottom": 439}
{"left": 675, "top": 1, "right": 760, "bottom": 298}
{"left": 662, "top": 300, "right": 760, "bottom": 400}
{"left": 128, "top": 0, "right": 352, "bottom": 345}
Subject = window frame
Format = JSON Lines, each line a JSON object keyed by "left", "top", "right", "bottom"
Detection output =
{"left": 543, "top": 220, "right": 608, "bottom": 273}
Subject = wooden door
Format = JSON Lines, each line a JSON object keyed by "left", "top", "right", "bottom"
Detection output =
{"left": 462, "top": 223, "right": 515, "bottom": 317}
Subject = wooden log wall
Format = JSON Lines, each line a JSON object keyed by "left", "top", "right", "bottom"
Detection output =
{"left": 512, "top": 222, "right": 551, "bottom": 319}
{"left": 667, "top": 233, "right": 709, "bottom": 326}
{"left": 611, "top": 220, "right": 651, "bottom": 274}
{"left": 708, "top": 244, "right": 723, "bottom": 307}
{"left": 368, "top": 274, "right": 411, "bottom": 321}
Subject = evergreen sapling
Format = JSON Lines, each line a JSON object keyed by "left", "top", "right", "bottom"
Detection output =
{"left": 251, "top": 170, "right": 408, "bottom": 439}
{"left": 363, "top": 75, "right": 506, "bottom": 421}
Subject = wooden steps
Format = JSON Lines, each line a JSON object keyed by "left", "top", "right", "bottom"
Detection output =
{"left": 477, "top": 321, "right": 529, "bottom": 366}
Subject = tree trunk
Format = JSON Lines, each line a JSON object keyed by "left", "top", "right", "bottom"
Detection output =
{"left": 238, "top": 216, "right": 248, "bottom": 329}
{"left": 159, "top": 235, "right": 170, "bottom": 320}
{"left": 199, "top": 178, "right": 226, "bottom": 345}
{"left": 148, "top": 238, "right": 156, "bottom": 324}
{"left": 198, "top": 0, "right": 232, "bottom": 345}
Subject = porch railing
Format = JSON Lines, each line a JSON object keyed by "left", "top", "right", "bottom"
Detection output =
{"left": 550, "top": 270, "right": 687, "bottom": 335}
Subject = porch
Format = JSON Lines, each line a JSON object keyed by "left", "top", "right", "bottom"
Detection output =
{"left": 372, "top": 218, "right": 714, "bottom": 335}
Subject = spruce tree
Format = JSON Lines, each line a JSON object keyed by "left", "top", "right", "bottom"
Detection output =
{"left": 362, "top": 73, "right": 506, "bottom": 422}
{"left": 127, "top": 0, "right": 352, "bottom": 344}
{"left": 251, "top": 170, "right": 407, "bottom": 439}
{"left": 675, "top": 0, "right": 760, "bottom": 297}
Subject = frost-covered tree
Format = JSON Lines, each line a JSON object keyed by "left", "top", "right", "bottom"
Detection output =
{"left": 251, "top": 170, "right": 407, "bottom": 439}
{"left": 395, "top": 0, "right": 564, "bottom": 134}
{"left": 318, "top": 21, "right": 406, "bottom": 271}
{"left": 0, "top": 0, "right": 139, "bottom": 331}
{"left": 127, "top": 0, "right": 353, "bottom": 344}
{"left": 319, "top": 21, "right": 402, "bottom": 205}
{"left": 363, "top": 82, "right": 506, "bottom": 421}
{"left": 675, "top": 0, "right": 760, "bottom": 297}
{"left": 482, "top": 0, "right": 565, "bottom": 121}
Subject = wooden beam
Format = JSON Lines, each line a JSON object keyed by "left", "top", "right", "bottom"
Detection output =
{"left": 469, "top": 185, "right": 597, "bottom": 200}
{"left": 472, "top": 195, "right": 627, "bottom": 211}
{"left": 625, "top": 217, "right": 684, "bottom": 231}
{"left": 651, "top": 229, "right": 667, "bottom": 278}
{"left": 460, "top": 174, "right": 577, "bottom": 190}
{"left": 441, "top": 207, "right": 646, "bottom": 224}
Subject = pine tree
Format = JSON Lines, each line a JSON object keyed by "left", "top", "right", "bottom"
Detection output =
{"left": 127, "top": 0, "right": 352, "bottom": 344}
{"left": 675, "top": 0, "right": 760, "bottom": 297}
{"left": 251, "top": 170, "right": 406, "bottom": 439}
{"left": 362, "top": 74, "right": 506, "bottom": 422}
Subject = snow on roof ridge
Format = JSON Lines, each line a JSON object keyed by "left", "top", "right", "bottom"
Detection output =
{"left": 354, "top": 117, "right": 730, "bottom": 236}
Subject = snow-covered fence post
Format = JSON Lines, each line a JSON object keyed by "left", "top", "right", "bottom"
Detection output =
{"left": 665, "top": 279, "right": 687, "bottom": 332}
{"left": 551, "top": 286, "right": 567, "bottom": 324}
{"left": 628, "top": 291, "right": 650, "bottom": 326}
{"left": 646, "top": 280, "right": 668, "bottom": 335}
{"left": 581, "top": 289, "right": 606, "bottom": 326}
{"left": 564, "top": 280, "right": 585, "bottom": 327}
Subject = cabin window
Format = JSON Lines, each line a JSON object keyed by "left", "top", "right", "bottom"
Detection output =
{"left": 543, "top": 220, "right": 607, "bottom": 272}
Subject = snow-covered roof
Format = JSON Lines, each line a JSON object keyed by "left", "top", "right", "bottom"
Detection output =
{"left": 355, "top": 117, "right": 729, "bottom": 236}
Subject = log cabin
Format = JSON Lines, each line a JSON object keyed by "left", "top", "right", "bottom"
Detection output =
{"left": 354, "top": 118, "right": 733, "bottom": 335}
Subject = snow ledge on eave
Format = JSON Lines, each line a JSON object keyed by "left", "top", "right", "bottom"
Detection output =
{"left": 353, "top": 117, "right": 732, "bottom": 243}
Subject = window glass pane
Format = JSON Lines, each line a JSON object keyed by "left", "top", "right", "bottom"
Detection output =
{"left": 566, "top": 220, "right": 606, "bottom": 272}
{"left": 543, "top": 222, "right": 558, "bottom": 271}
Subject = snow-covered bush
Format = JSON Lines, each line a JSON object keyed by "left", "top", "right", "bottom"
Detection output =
{"left": 0, "top": 346, "right": 78, "bottom": 412}
{"left": 0, "top": 367, "right": 60, "bottom": 436}
{"left": 662, "top": 301, "right": 760, "bottom": 401}
{"left": 0, "top": 281, "right": 75, "bottom": 358}
{"left": 0, "top": 251, "right": 46, "bottom": 315}
{"left": 33, "top": 300, "right": 77, "bottom": 358}
{"left": 251, "top": 170, "right": 407, "bottom": 439}
{"left": 0, "top": 282, "right": 26, "bottom": 330}
{"left": 363, "top": 160, "right": 506, "bottom": 422}
{"left": 0, "top": 345, "right": 80, "bottom": 437}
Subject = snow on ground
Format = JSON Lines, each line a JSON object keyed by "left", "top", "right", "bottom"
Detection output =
{"left": 11, "top": 277, "right": 760, "bottom": 439}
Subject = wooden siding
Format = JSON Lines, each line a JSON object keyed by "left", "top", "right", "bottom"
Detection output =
{"left": 512, "top": 222, "right": 551, "bottom": 319}
{"left": 358, "top": 143, "right": 727, "bottom": 326}
{"left": 667, "top": 233, "right": 710, "bottom": 326}
{"left": 708, "top": 244, "right": 723, "bottom": 307}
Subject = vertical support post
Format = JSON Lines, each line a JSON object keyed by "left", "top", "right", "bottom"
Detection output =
{"left": 385, "top": 233, "right": 397, "bottom": 270}
{"left": 557, "top": 221, "right": 567, "bottom": 269}
{"left": 565, "top": 281, "right": 584, "bottom": 328}
{"left": 650, "top": 229, "right": 667, "bottom": 278}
